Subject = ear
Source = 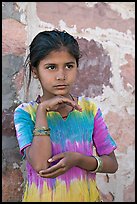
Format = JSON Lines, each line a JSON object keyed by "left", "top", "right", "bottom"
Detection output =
{"left": 31, "top": 67, "right": 39, "bottom": 79}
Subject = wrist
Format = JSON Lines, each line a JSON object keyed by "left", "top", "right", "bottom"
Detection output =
{"left": 37, "top": 103, "right": 48, "bottom": 113}
{"left": 91, "top": 156, "right": 103, "bottom": 173}
{"left": 75, "top": 153, "right": 101, "bottom": 171}
{"left": 35, "top": 104, "right": 49, "bottom": 127}
{"left": 33, "top": 127, "right": 50, "bottom": 136}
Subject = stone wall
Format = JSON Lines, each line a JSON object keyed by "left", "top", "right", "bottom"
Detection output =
{"left": 2, "top": 2, "right": 135, "bottom": 202}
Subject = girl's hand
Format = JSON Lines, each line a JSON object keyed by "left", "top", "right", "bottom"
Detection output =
{"left": 39, "top": 95, "right": 82, "bottom": 112}
{"left": 38, "top": 152, "right": 80, "bottom": 178}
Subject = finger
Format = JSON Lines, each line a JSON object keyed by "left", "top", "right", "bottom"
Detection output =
{"left": 39, "top": 163, "right": 59, "bottom": 175}
{"left": 73, "top": 104, "right": 82, "bottom": 112}
{"left": 66, "top": 101, "right": 82, "bottom": 112}
{"left": 39, "top": 155, "right": 64, "bottom": 175}
{"left": 61, "top": 98, "right": 82, "bottom": 112}
{"left": 48, "top": 153, "right": 65, "bottom": 163}
{"left": 55, "top": 96, "right": 82, "bottom": 112}
{"left": 39, "top": 168, "right": 64, "bottom": 178}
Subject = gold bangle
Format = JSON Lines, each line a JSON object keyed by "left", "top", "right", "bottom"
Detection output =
{"left": 91, "top": 156, "right": 103, "bottom": 173}
{"left": 33, "top": 127, "right": 50, "bottom": 136}
{"left": 33, "top": 132, "right": 50, "bottom": 136}
{"left": 34, "top": 127, "right": 50, "bottom": 131}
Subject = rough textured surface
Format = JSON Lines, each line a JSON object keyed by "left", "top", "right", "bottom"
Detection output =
{"left": 105, "top": 111, "right": 135, "bottom": 153}
{"left": 36, "top": 2, "right": 135, "bottom": 33}
{"left": 2, "top": 55, "right": 24, "bottom": 109}
{"left": 72, "top": 38, "right": 112, "bottom": 97}
{"left": 2, "top": 2, "right": 135, "bottom": 202}
{"left": 2, "top": 18, "right": 26, "bottom": 55}
{"left": 120, "top": 54, "right": 135, "bottom": 91}
{"left": 2, "top": 168, "right": 24, "bottom": 202}
{"left": 2, "top": 2, "right": 21, "bottom": 20}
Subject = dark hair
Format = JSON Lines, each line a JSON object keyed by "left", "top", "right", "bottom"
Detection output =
{"left": 24, "top": 29, "right": 80, "bottom": 96}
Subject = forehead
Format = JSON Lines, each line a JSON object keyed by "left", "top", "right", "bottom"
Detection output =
{"left": 41, "top": 50, "right": 76, "bottom": 63}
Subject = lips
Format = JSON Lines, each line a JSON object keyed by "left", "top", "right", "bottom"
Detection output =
{"left": 54, "top": 84, "right": 67, "bottom": 87}
{"left": 53, "top": 84, "right": 68, "bottom": 89}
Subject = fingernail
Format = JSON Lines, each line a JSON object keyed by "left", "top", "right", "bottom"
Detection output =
{"left": 48, "top": 158, "right": 52, "bottom": 162}
{"left": 39, "top": 170, "right": 44, "bottom": 174}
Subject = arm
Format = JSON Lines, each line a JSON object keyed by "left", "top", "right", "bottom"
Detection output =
{"left": 38, "top": 151, "right": 118, "bottom": 178}
{"left": 26, "top": 95, "right": 82, "bottom": 173}
{"left": 26, "top": 104, "right": 52, "bottom": 173}
{"left": 76, "top": 151, "right": 118, "bottom": 173}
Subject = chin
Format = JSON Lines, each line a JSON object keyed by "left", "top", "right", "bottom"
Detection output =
{"left": 54, "top": 90, "right": 69, "bottom": 96}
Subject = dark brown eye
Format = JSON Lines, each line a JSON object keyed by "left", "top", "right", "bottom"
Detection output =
{"left": 46, "top": 65, "right": 56, "bottom": 70}
{"left": 65, "top": 64, "right": 73, "bottom": 69}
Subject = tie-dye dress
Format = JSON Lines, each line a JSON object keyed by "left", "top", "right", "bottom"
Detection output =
{"left": 14, "top": 96, "right": 117, "bottom": 202}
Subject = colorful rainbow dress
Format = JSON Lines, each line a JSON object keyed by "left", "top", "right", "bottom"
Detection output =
{"left": 14, "top": 96, "right": 117, "bottom": 202}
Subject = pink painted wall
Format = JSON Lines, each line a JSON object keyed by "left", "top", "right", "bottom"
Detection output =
{"left": 2, "top": 2, "right": 135, "bottom": 202}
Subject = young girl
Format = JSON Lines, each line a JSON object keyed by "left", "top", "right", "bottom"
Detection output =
{"left": 14, "top": 29, "right": 118, "bottom": 202}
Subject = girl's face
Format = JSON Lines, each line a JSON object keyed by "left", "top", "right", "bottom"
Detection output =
{"left": 32, "top": 50, "right": 78, "bottom": 99}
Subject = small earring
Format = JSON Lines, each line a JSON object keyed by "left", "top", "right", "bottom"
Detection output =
{"left": 33, "top": 75, "right": 37, "bottom": 79}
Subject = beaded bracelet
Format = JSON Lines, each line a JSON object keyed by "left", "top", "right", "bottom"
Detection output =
{"left": 33, "top": 127, "right": 51, "bottom": 136}
{"left": 91, "top": 156, "right": 103, "bottom": 173}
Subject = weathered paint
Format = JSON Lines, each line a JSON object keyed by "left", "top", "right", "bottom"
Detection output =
{"left": 2, "top": 2, "right": 135, "bottom": 202}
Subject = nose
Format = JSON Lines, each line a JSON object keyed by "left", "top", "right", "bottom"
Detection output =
{"left": 56, "top": 70, "right": 66, "bottom": 80}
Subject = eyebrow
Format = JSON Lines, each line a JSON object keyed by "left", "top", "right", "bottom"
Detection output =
{"left": 44, "top": 61, "right": 76, "bottom": 66}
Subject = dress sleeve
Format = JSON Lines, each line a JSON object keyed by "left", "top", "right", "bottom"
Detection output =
{"left": 14, "top": 107, "right": 35, "bottom": 157}
{"left": 92, "top": 108, "right": 117, "bottom": 156}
